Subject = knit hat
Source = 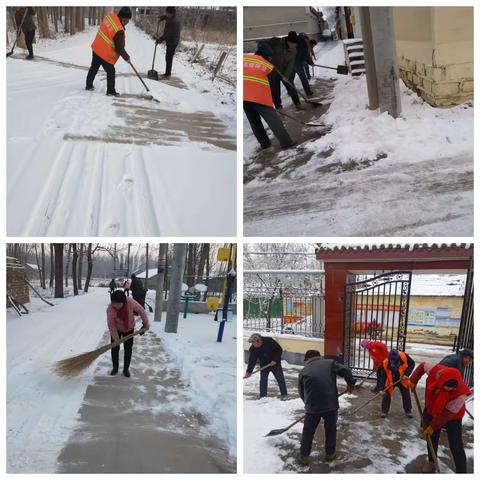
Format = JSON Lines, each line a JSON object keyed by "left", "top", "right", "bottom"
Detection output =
{"left": 118, "top": 7, "right": 132, "bottom": 19}
{"left": 111, "top": 290, "right": 127, "bottom": 303}
{"left": 459, "top": 348, "right": 474, "bottom": 358}
{"left": 361, "top": 339, "right": 371, "bottom": 349}
{"left": 304, "top": 350, "right": 321, "bottom": 361}
{"left": 388, "top": 349, "right": 400, "bottom": 362}
{"left": 131, "top": 273, "right": 136, "bottom": 279}
{"left": 248, "top": 333, "right": 262, "bottom": 343}
{"left": 166, "top": 7, "right": 176, "bottom": 15}
{"left": 286, "top": 31, "right": 298, "bottom": 44}
{"left": 256, "top": 41, "right": 273, "bottom": 60}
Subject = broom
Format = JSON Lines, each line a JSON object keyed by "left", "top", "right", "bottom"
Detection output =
{"left": 53, "top": 327, "right": 147, "bottom": 378}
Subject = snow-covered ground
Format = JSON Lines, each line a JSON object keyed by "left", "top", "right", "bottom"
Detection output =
{"left": 7, "top": 287, "right": 236, "bottom": 472}
{"left": 7, "top": 24, "right": 236, "bottom": 236}
{"left": 244, "top": 41, "right": 473, "bottom": 236}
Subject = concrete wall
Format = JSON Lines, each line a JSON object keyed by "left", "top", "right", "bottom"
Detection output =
{"left": 394, "top": 6, "right": 473, "bottom": 107}
{"left": 244, "top": 6, "right": 321, "bottom": 51}
{"left": 243, "top": 334, "right": 324, "bottom": 366}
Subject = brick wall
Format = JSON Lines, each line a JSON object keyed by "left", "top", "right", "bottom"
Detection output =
{"left": 7, "top": 266, "right": 29, "bottom": 306}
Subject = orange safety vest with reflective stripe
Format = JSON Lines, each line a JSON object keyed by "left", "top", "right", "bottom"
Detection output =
{"left": 383, "top": 351, "right": 409, "bottom": 396}
{"left": 91, "top": 12, "right": 125, "bottom": 65}
{"left": 243, "top": 54, "right": 274, "bottom": 107}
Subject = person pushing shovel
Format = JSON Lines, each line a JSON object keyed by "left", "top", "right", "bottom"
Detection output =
{"left": 107, "top": 290, "right": 149, "bottom": 378}
{"left": 298, "top": 350, "right": 356, "bottom": 463}
{"left": 244, "top": 333, "right": 288, "bottom": 400}
{"left": 409, "top": 362, "right": 471, "bottom": 473}
{"left": 14, "top": 7, "right": 36, "bottom": 60}
{"left": 155, "top": 7, "right": 181, "bottom": 80}
{"left": 86, "top": 7, "right": 132, "bottom": 96}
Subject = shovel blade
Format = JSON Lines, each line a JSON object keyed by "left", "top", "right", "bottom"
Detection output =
{"left": 147, "top": 69, "right": 159, "bottom": 80}
{"left": 265, "top": 428, "right": 288, "bottom": 437}
{"left": 337, "top": 65, "right": 349, "bottom": 75}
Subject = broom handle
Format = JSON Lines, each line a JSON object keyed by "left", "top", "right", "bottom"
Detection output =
{"left": 412, "top": 389, "right": 440, "bottom": 473}
{"left": 10, "top": 8, "right": 29, "bottom": 52}
{"left": 110, "top": 327, "right": 147, "bottom": 349}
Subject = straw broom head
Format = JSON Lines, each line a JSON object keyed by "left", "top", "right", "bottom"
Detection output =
{"left": 53, "top": 328, "right": 145, "bottom": 378}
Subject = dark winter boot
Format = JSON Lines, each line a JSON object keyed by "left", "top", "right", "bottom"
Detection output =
{"left": 123, "top": 369, "right": 131, "bottom": 378}
{"left": 107, "top": 91, "right": 120, "bottom": 97}
{"left": 110, "top": 368, "right": 118, "bottom": 376}
{"left": 381, "top": 412, "right": 387, "bottom": 418}
{"left": 85, "top": 86, "right": 94, "bottom": 91}
{"left": 324, "top": 452, "right": 337, "bottom": 462}
{"left": 405, "top": 411, "right": 413, "bottom": 418}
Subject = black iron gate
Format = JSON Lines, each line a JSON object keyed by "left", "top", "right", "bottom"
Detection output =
{"left": 343, "top": 271, "right": 412, "bottom": 377}
{"left": 457, "top": 257, "right": 473, "bottom": 387}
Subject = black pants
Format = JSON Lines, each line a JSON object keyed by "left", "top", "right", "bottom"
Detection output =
{"left": 381, "top": 383, "right": 412, "bottom": 414}
{"left": 243, "top": 101, "right": 293, "bottom": 149}
{"left": 24, "top": 29, "right": 35, "bottom": 57}
{"left": 165, "top": 44, "right": 177, "bottom": 75}
{"left": 269, "top": 70, "right": 300, "bottom": 108}
{"left": 124, "top": 288, "right": 130, "bottom": 297}
{"left": 301, "top": 410, "right": 338, "bottom": 456}
{"left": 111, "top": 329, "right": 134, "bottom": 371}
{"left": 259, "top": 363, "right": 288, "bottom": 397}
{"left": 86, "top": 51, "right": 116, "bottom": 94}
{"left": 423, "top": 410, "right": 467, "bottom": 473}
{"left": 294, "top": 62, "right": 313, "bottom": 95}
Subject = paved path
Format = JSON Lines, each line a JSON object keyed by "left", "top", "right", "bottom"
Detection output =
{"left": 57, "top": 330, "right": 235, "bottom": 473}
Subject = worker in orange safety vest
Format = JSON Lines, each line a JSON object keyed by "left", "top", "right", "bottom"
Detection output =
{"left": 244, "top": 42, "right": 296, "bottom": 151}
{"left": 86, "top": 7, "right": 132, "bottom": 96}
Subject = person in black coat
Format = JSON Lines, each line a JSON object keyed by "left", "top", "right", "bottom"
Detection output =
{"left": 298, "top": 350, "right": 355, "bottom": 461}
{"left": 156, "top": 7, "right": 181, "bottom": 78}
{"left": 15, "top": 7, "right": 36, "bottom": 59}
{"left": 440, "top": 348, "right": 473, "bottom": 377}
{"left": 109, "top": 278, "right": 117, "bottom": 294}
{"left": 244, "top": 333, "right": 288, "bottom": 399}
{"left": 293, "top": 32, "right": 314, "bottom": 96}
{"left": 130, "top": 273, "right": 146, "bottom": 307}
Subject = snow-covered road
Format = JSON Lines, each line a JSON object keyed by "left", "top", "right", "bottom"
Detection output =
{"left": 7, "top": 24, "right": 236, "bottom": 236}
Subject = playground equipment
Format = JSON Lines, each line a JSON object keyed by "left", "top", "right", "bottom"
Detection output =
{"left": 216, "top": 244, "right": 237, "bottom": 342}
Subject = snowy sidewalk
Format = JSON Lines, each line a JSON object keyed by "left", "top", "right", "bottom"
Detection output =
{"left": 244, "top": 363, "right": 473, "bottom": 473}
{"left": 7, "top": 25, "right": 236, "bottom": 236}
{"left": 57, "top": 330, "right": 234, "bottom": 473}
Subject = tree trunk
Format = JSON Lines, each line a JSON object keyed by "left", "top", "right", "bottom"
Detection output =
{"left": 49, "top": 244, "right": 54, "bottom": 288}
{"left": 40, "top": 243, "right": 46, "bottom": 289}
{"left": 72, "top": 244, "right": 78, "bottom": 296}
{"left": 196, "top": 243, "right": 209, "bottom": 284}
{"left": 165, "top": 244, "right": 187, "bottom": 333}
{"left": 186, "top": 244, "right": 196, "bottom": 287}
{"left": 145, "top": 244, "right": 150, "bottom": 290}
{"left": 84, "top": 243, "right": 93, "bottom": 292}
{"left": 54, "top": 244, "right": 64, "bottom": 298}
{"left": 204, "top": 247, "right": 210, "bottom": 301}
{"left": 154, "top": 244, "right": 168, "bottom": 322}
{"left": 78, "top": 243, "right": 84, "bottom": 290}
{"left": 65, "top": 243, "right": 71, "bottom": 287}
{"left": 64, "top": 6, "right": 69, "bottom": 33}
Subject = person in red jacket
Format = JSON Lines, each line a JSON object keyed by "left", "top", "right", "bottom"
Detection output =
{"left": 361, "top": 339, "right": 388, "bottom": 392}
{"left": 410, "top": 363, "right": 471, "bottom": 473}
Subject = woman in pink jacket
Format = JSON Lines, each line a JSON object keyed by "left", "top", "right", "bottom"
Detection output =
{"left": 107, "top": 290, "right": 149, "bottom": 377}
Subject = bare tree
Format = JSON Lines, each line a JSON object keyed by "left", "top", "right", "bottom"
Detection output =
{"left": 72, "top": 243, "right": 78, "bottom": 296}
{"left": 40, "top": 243, "right": 46, "bottom": 288}
{"left": 65, "top": 243, "right": 71, "bottom": 287}
{"left": 154, "top": 244, "right": 168, "bottom": 322}
{"left": 54, "top": 244, "right": 64, "bottom": 298}
{"left": 84, "top": 243, "right": 96, "bottom": 292}
{"left": 49, "top": 244, "right": 54, "bottom": 288}
{"left": 145, "top": 243, "right": 150, "bottom": 290}
{"left": 78, "top": 243, "right": 84, "bottom": 290}
{"left": 165, "top": 244, "right": 187, "bottom": 333}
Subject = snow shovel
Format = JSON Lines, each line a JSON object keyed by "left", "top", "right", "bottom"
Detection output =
{"left": 314, "top": 63, "right": 349, "bottom": 75}
{"left": 350, "top": 377, "right": 404, "bottom": 415}
{"left": 355, "top": 367, "right": 377, "bottom": 389}
{"left": 265, "top": 390, "right": 349, "bottom": 437}
{"left": 147, "top": 16, "right": 162, "bottom": 80}
{"left": 244, "top": 361, "right": 276, "bottom": 378}
{"left": 128, "top": 59, "right": 150, "bottom": 93}
{"left": 412, "top": 389, "right": 440, "bottom": 473}
{"left": 144, "top": 300, "right": 154, "bottom": 313}
{"left": 278, "top": 110, "right": 326, "bottom": 128}
{"left": 6, "top": 8, "right": 28, "bottom": 57}
{"left": 274, "top": 67, "right": 322, "bottom": 107}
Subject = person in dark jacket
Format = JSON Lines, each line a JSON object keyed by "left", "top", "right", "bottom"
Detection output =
{"left": 267, "top": 32, "right": 305, "bottom": 112}
{"left": 293, "top": 32, "right": 314, "bottom": 96}
{"left": 130, "top": 273, "right": 146, "bottom": 308}
{"left": 156, "top": 7, "right": 181, "bottom": 79}
{"left": 109, "top": 278, "right": 117, "bottom": 294}
{"left": 86, "top": 7, "right": 131, "bottom": 96}
{"left": 440, "top": 348, "right": 473, "bottom": 377}
{"left": 298, "top": 350, "right": 355, "bottom": 461}
{"left": 378, "top": 349, "right": 415, "bottom": 418}
{"left": 15, "top": 7, "right": 36, "bottom": 59}
{"left": 244, "top": 333, "right": 288, "bottom": 399}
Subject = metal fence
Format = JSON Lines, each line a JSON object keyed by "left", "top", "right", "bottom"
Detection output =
{"left": 244, "top": 286, "right": 324, "bottom": 337}
{"left": 457, "top": 257, "right": 473, "bottom": 387}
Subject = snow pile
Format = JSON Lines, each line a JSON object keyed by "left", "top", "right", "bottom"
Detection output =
{"left": 7, "top": 288, "right": 110, "bottom": 473}
{"left": 152, "top": 311, "right": 237, "bottom": 458}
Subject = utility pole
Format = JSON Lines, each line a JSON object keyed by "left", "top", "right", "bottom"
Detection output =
{"left": 360, "top": 7, "right": 401, "bottom": 118}
{"left": 145, "top": 243, "right": 149, "bottom": 290}
{"left": 126, "top": 243, "right": 131, "bottom": 276}
{"left": 165, "top": 243, "right": 187, "bottom": 333}
{"left": 154, "top": 243, "right": 168, "bottom": 322}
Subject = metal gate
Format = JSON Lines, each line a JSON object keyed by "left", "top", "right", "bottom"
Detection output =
{"left": 457, "top": 257, "right": 473, "bottom": 387}
{"left": 343, "top": 271, "right": 412, "bottom": 377}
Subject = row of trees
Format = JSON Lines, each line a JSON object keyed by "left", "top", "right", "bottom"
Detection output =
{"left": 7, "top": 7, "right": 107, "bottom": 40}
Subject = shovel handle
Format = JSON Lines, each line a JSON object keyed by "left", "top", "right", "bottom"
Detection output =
{"left": 245, "top": 361, "right": 275, "bottom": 378}
{"left": 128, "top": 59, "right": 150, "bottom": 92}
{"left": 350, "top": 377, "right": 404, "bottom": 415}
